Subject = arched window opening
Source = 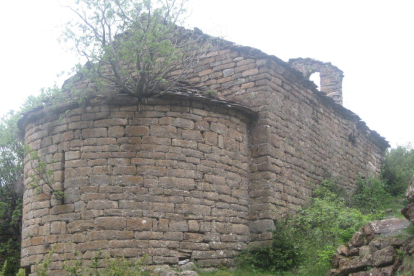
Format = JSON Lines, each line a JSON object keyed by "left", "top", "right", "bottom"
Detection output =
{"left": 309, "top": 72, "right": 321, "bottom": 90}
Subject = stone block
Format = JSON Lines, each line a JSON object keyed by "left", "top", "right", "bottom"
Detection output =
{"left": 203, "top": 132, "right": 218, "bottom": 146}
{"left": 50, "top": 221, "right": 62, "bottom": 234}
{"left": 153, "top": 256, "right": 179, "bottom": 264}
{"left": 109, "top": 240, "right": 149, "bottom": 248}
{"left": 210, "top": 122, "right": 228, "bottom": 136}
{"left": 50, "top": 204, "right": 75, "bottom": 215}
{"left": 181, "top": 130, "right": 203, "bottom": 141}
{"left": 169, "top": 221, "right": 189, "bottom": 232}
{"left": 135, "top": 231, "right": 164, "bottom": 240}
{"left": 149, "top": 240, "right": 179, "bottom": 249}
{"left": 127, "top": 218, "right": 153, "bottom": 231}
{"left": 82, "top": 128, "right": 107, "bottom": 138}
{"left": 180, "top": 242, "right": 210, "bottom": 251}
{"left": 231, "top": 224, "right": 249, "bottom": 235}
{"left": 249, "top": 219, "right": 275, "bottom": 233}
{"left": 172, "top": 139, "right": 197, "bottom": 149}
{"left": 175, "top": 204, "right": 211, "bottom": 216}
{"left": 194, "top": 121, "right": 209, "bottom": 131}
{"left": 192, "top": 250, "right": 219, "bottom": 259}
{"left": 112, "top": 166, "right": 136, "bottom": 175}
{"left": 111, "top": 175, "right": 144, "bottom": 185}
{"left": 125, "top": 126, "right": 149, "bottom": 136}
{"left": 67, "top": 220, "right": 94, "bottom": 233}
{"left": 76, "top": 240, "right": 109, "bottom": 252}
{"left": 108, "top": 126, "right": 125, "bottom": 138}
{"left": 94, "top": 119, "right": 128, "bottom": 127}
{"left": 87, "top": 200, "right": 118, "bottom": 210}
{"left": 65, "top": 151, "right": 81, "bottom": 161}
{"left": 188, "top": 220, "right": 200, "bottom": 232}
{"left": 95, "top": 217, "right": 126, "bottom": 230}
{"left": 153, "top": 219, "right": 169, "bottom": 231}
{"left": 242, "top": 68, "right": 259, "bottom": 77}
{"left": 164, "top": 232, "right": 184, "bottom": 241}
{"left": 150, "top": 126, "right": 177, "bottom": 138}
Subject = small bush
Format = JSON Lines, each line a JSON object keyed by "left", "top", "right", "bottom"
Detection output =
{"left": 238, "top": 219, "right": 302, "bottom": 272}
{"left": 238, "top": 178, "right": 379, "bottom": 274}
{"left": 351, "top": 177, "right": 390, "bottom": 214}
{"left": 382, "top": 144, "right": 414, "bottom": 196}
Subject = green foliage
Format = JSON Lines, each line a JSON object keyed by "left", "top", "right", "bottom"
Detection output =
{"left": 0, "top": 112, "right": 24, "bottom": 187}
{"left": 34, "top": 246, "right": 148, "bottom": 276}
{"left": 59, "top": 0, "right": 212, "bottom": 104}
{"left": 0, "top": 112, "right": 24, "bottom": 276}
{"left": 351, "top": 177, "right": 390, "bottom": 214}
{"left": 382, "top": 144, "right": 414, "bottom": 196}
{"left": 238, "top": 219, "right": 302, "bottom": 272}
{"left": 299, "top": 180, "right": 374, "bottom": 245}
{"left": 25, "top": 147, "right": 64, "bottom": 201}
{"left": 35, "top": 245, "right": 55, "bottom": 276}
{"left": 14, "top": 269, "right": 25, "bottom": 276}
{"left": 19, "top": 85, "right": 66, "bottom": 113}
{"left": 102, "top": 257, "right": 146, "bottom": 276}
{"left": 238, "top": 178, "right": 383, "bottom": 275}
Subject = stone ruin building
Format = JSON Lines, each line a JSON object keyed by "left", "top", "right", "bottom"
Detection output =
{"left": 18, "top": 38, "right": 389, "bottom": 274}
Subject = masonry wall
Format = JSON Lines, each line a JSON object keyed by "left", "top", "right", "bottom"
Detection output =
{"left": 180, "top": 46, "right": 388, "bottom": 245}
{"left": 21, "top": 97, "right": 252, "bottom": 273}
{"left": 20, "top": 43, "right": 389, "bottom": 271}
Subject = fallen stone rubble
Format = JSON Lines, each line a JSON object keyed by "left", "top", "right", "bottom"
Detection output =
{"left": 327, "top": 175, "right": 414, "bottom": 276}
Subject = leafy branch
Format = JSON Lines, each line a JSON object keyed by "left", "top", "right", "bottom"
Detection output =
{"left": 25, "top": 147, "right": 64, "bottom": 201}
{"left": 58, "top": 0, "right": 214, "bottom": 108}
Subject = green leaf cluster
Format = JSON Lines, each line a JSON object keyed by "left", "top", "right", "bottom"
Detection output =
{"left": 382, "top": 144, "right": 414, "bottom": 196}
{"left": 238, "top": 178, "right": 384, "bottom": 275}
{"left": 59, "top": 0, "right": 212, "bottom": 103}
{"left": 238, "top": 219, "right": 302, "bottom": 273}
{"left": 25, "top": 147, "right": 64, "bottom": 201}
{"left": 36, "top": 246, "right": 148, "bottom": 276}
{"left": 351, "top": 177, "right": 390, "bottom": 214}
{"left": 0, "top": 112, "right": 24, "bottom": 276}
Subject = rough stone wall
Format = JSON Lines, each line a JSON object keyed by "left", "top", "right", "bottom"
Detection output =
{"left": 177, "top": 47, "right": 387, "bottom": 245}
{"left": 288, "top": 58, "right": 344, "bottom": 105}
{"left": 19, "top": 43, "right": 389, "bottom": 272}
{"left": 21, "top": 97, "right": 252, "bottom": 273}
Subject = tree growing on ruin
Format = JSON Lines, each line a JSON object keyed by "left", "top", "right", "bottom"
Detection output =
{"left": 60, "top": 0, "right": 211, "bottom": 104}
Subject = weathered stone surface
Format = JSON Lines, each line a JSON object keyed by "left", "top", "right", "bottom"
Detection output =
{"left": 20, "top": 43, "right": 388, "bottom": 275}
{"left": 402, "top": 236, "right": 414, "bottom": 255}
{"left": 336, "top": 244, "right": 349, "bottom": 256}
{"left": 401, "top": 202, "right": 414, "bottom": 224}
{"left": 349, "top": 232, "right": 367, "bottom": 247}
{"left": 289, "top": 58, "right": 344, "bottom": 105}
{"left": 364, "top": 218, "right": 410, "bottom": 237}
{"left": 406, "top": 174, "right": 414, "bottom": 202}
{"left": 331, "top": 218, "right": 405, "bottom": 276}
{"left": 369, "top": 237, "right": 402, "bottom": 253}
{"left": 338, "top": 254, "right": 373, "bottom": 275}
{"left": 371, "top": 246, "right": 396, "bottom": 267}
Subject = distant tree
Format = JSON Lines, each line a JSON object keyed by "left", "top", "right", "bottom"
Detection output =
{"left": 382, "top": 144, "right": 414, "bottom": 196}
{"left": 59, "top": 0, "right": 212, "bottom": 105}
{"left": 0, "top": 112, "right": 24, "bottom": 275}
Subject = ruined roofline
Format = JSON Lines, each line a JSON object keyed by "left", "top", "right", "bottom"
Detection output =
{"left": 20, "top": 27, "right": 389, "bottom": 149}
{"left": 288, "top": 57, "right": 344, "bottom": 76}
{"left": 17, "top": 88, "right": 258, "bottom": 132}
{"left": 288, "top": 57, "right": 344, "bottom": 106}
{"left": 214, "top": 43, "right": 389, "bottom": 150}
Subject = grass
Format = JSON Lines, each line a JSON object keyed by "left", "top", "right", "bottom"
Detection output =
{"left": 197, "top": 264, "right": 332, "bottom": 276}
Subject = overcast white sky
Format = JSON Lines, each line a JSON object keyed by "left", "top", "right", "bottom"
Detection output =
{"left": 0, "top": 0, "right": 412, "bottom": 148}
